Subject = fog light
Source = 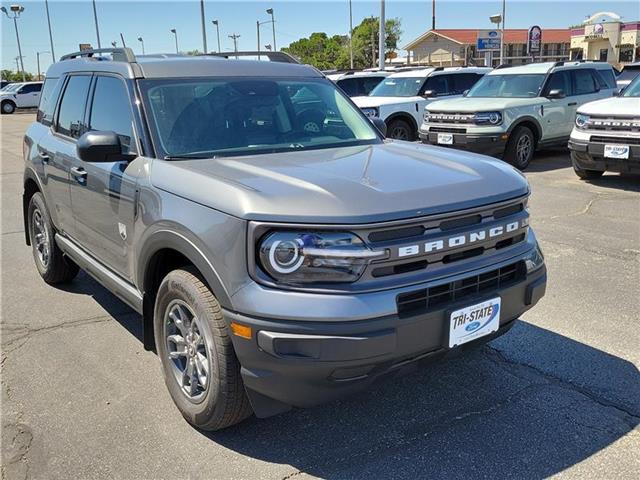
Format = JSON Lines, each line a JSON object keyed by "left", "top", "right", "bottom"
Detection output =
{"left": 524, "top": 244, "right": 544, "bottom": 273}
{"left": 231, "top": 322, "right": 252, "bottom": 339}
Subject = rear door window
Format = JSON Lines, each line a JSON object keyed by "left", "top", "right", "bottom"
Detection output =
{"left": 593, "top": 69, "right": 616, "bottom": 89}
{"left": 452, "top": 73, "right": 482, "bottom": 95}
{"left": 572, "top": 69, "right": 598, "bottom": 95}
{"left": 543, "top": 70, "right": 573, "bottom": 96}
{"left": 423, "top": 75, "right": 449, "bottom": 96}
{"left": 56, "top": 75, "right": 92, "bottom": 139}
{"left": 336, "top": 78, "right": 359, "bottom": 96}
{"left": 88, "top": 75, "right": 136, "bottom": 153}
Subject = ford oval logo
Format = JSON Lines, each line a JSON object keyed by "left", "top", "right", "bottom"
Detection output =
{"left": 465, "top": 321, "right": 481, "bottom": 332}
{"left": 488, "top": 31, "right": 498, "bottom": 37}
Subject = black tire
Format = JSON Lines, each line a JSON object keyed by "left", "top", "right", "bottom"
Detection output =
{"left": 154, "top": 268, "right": 252, "bottom": 430}
{"left": 28, "top": 192, "right": 79, "bottom": 284}
{"left": 571, "top": 157, "right": 604, "bottom": 180}
{"left": 504, "top": 126, "right": 535, "bottom": 170}
{"left": 1, "top": 100, "right": 16, "bottom": 114}
{"left": 387, "top": 118, "right": 415, "bottom": 141}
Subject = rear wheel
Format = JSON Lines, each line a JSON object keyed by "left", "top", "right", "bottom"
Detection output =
{"left": 387, "top": 118, "right": 415, "bottom": 141}
{"left": 28, "top": 192, "right": 79, "bottom": 284}
{"left": 1, "top": 100, "right": 16, "bottom": 114}
{"left": 504, "top": 126, "right": 535, "bottom": 170}
{"left": 154, "top": 268, "right": 252, "bottom": 430}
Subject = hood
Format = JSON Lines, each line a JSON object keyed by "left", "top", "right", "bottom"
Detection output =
{"left": 150, "top": 142, "right": 528, "bottom": 224}
{"left": 353, "top": 96, "right": 424, "bottom": 108}
{"left": 426, "top": 96, "right": 542, "bottom": 112}
{"left": 577, "top": 97, "right": 640, "bottom": 116}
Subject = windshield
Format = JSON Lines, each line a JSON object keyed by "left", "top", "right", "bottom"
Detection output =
{"left": 622, "top": 75, "right": 640, "bottom": 97}
{"left": 467, "top": 74, "right": 545, "bottom": 98}
{"left": 369, "top": 77, "right": 424, "bottom": 97}
{"left": 1, "top": 83, "right": 21, "bottom": 92}
{"left": 617, "top": 67, "right": 640, "bottom": 83}
{"left": 140, "top": 77, "right": 380, "bottom": 158}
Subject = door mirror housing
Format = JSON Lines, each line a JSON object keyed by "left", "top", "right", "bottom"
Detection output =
{"left": 547, "top": 89, "right": 566, "bottom": 99}
{"left": 462, "top": 89, "right": 470, "bottom": 97}
{"left": 371, "top": 117, "right": 387, "bottom": 137}
{"left": 77, "top": 131, "right": 135, "bottom": 163}
{"left": 422, "top": 89, "right": 437, "bottom": 98}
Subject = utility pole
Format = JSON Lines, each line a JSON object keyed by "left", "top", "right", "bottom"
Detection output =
{"left": 378, "top": 0, "right": 385, "bottom": 69}
{"left": 2, "top": 5, "right": 26, "bottom": 81}
{"left": 15, "top": 56, "right": 20, "bottom": 74}
{"left": 500, "top": 0, "right": 505, "bottom": 65}
{"left": 432, "top": 0, "right": 436, "bottom": 30}
{"left": 37, "top": 51, "right": 50, "bottom": 80}
{"left": 266, "top": 8, "right": 276, "bottom": 51}
{"left": 170, "top": 28, "right": 179, "bottom": 53}
{"left": 92, "top": 0, "right": 101, "bottom": 49}
{"left": 200, "top": 0, "right": 207, "bottom": 53}
{"left": 349, "top": 0, "right": 354, "bottom": 69}
{"left": 229, "top": 33, "right": 240, "bottom": 58}
{"left": 44, "top": 0, "right": 55, "bottom": 61}
{"left": 257, "top": 21, "right": 261, "bottom": 59}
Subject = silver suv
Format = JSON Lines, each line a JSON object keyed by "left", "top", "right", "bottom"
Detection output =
{"left": 23, "top": 48, "right": 546, "bottom": 430}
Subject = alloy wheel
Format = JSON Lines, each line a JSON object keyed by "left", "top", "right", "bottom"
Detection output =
{"left": 31, "top": 208, "right": 50, "bottom": 268}
{"left": 516, "top": 134, "right": 532, "bottom": 165}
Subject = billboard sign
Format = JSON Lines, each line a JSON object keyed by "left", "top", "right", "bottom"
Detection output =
{"left": 477, "top": 29, "right": 502, "bottom": 51}
{"left": 527, "top": 26, "right": 542, "bottom": 56}
{"left": 79, "top": 43, "right": 92, "bottom": 51}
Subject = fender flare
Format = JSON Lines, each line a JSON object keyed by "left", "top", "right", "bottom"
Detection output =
{"left": 384, "top": 112, "right": 419, "bottom": 132}
{"left": 22, "top": 167, "right": 46, "bottom": 245}
{"left": 507, "top": 116, "right": 543, "bottom": 142}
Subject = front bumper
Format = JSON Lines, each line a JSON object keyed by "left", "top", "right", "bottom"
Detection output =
{"left": 568, "top": 138, "right": 640, "bottom": 174}
{"left": 224, "top": 259, "right": 547, "bottom": 418}
{"left": 419, "top": 128, "right": 508, "bottom": 156}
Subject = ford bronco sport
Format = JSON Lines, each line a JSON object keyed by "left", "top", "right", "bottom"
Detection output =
{"left": 23, "top": 48, "right": 546, "bottom": 430}
{"left": 420, "top": 61, "right": 617, "bottom": 169}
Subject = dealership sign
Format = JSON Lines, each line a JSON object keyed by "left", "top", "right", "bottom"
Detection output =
{"left": 527, "top": 26, "right": 542, "bottom": 56}
{"left": 477, "top": 29, "right": 502, "bottom": 51}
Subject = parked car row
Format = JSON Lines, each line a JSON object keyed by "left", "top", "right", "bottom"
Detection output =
{"left": 0, "top": 81, "right": 43, "bottom": 114}
{"left": 329, "top": 61, "right": 636, "bottom": 176}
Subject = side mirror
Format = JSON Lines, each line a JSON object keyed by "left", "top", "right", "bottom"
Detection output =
{"left": 462, "top": 89, "right": 470, "bottom": 97}
{"left": 547, "top": 89, "right": 566, "bottom": 99}
{"left": 77, "top": 131, "right": 134, "bottom": 163}
{"left": 614, "top": 87, "right": 623, "bottom": 96}
{"left": 371, "top": 117, "right": 387, "bottom": 137}
{"left": 422, "top": 90, "right": 436, "bottom": 98}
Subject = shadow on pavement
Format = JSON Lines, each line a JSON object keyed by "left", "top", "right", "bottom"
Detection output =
{"left": 526, "top": 149, "right": 571, "bottom": 173}
{"left": 583, "top": 173, "right": 640, "bottom": 193}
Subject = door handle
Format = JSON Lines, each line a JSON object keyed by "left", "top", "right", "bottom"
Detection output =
{"left": 37, "top": 149, "right": 50, "bottom": 163}
{"left": 567, "top": 102, "right": 577, "bottom": 106}
{"left": 70, "top": 166, "right": 87, "bottom": 182}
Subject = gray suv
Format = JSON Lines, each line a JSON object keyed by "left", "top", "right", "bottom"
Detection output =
{"left": 23, "top": 48, "right": 547, "bottom": 430}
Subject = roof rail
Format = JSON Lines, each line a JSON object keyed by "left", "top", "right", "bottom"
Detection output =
{"left": 494, "top": 63, "right": 512, "bottom": 69}
{"left": 60, "top": 47, "right": 136, "bottom": 63}
{"left": 206, "top": 51, "right": 300, "bottom": 64}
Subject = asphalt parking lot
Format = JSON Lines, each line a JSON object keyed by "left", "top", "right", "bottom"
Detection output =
{"left": 1, "top": 112, "right": 639, "bottom": 479}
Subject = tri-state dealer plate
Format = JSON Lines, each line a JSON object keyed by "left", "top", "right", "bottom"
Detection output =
{"left": 437, "top": 133, "right": 454, "bottom": 145}
{"left": 604, "top": 144, "right": 630, "bottom": 159}
{"left": 449, "top": 297, "right": 501, "bottom": 348}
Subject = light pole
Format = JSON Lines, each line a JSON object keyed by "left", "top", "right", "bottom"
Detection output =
{"left": 1, "top": 5, "right": 26, "bottom": 82}
{"left": 489, "top": 14, "right": 502, "bottom": 66}
{"left": 44, "top": 0, "right": 55, "bottom": 61}
{"left": 349, "top": 0, "right": 354, "bottom": 69}
{"left": 266, "top": 8, "right": 276, "bottom": 51}
{"left": 500, "top": 0, "right": 506, "bottom": 65}
{"left": 257, "top": 19, "right": 272, "bottom": 58}
{"left": 138, "top": 36, "right": 145, "bottom": 55}
{"left": 212, "top": 20, "right": 221, "bottom": 53}
{"left": 170, "top": 28, "right": 179, "bottom": 54}
{"left": 36, "top": 51, "right": 51, "bottom": 80}
{"left": 92, "top": 0, "right": 101, "bottom": 49}
{"left": 200, "top": 0, "right": 207, "bottom": 53}
{"left": 378, "top": 0, "right": 385, "bottom": 69}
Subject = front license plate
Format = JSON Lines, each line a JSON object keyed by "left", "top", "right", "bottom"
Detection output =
{"left": 437, "top": 133, "right": 454, "bottom": 145}
{"left": 604, "top": 144, "right": 629, "bottom": 159}
{"left": 449, "top": 297, "right": 501, "bottom": 348}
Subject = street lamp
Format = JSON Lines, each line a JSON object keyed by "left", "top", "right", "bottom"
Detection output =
{"left": 212, "top": 20, "right": 221, "bottom": 53}
{"left": 36, "top": 51, "right": 51, "bottom": 80}
{"left": 1, "top": 4, "right": 26, "bottom": 82}
{"left": 256, "top": 19, "right": 273, "bottom": 58}
{"left": 44, "top": 0, "right": 56, "bottom": 61}
{"left": 92, "top": 0, "right": 101, "bottom": 49}
{"left": 170, "top": 28, "right": 179, "bottom": 54}
{"left": 489, "top": 13, "right": 502, "bottom": 66}
{"left": 266, "top": 7, "right": 276, "bottom": 51}
{"left": 200, "top": 0, "right": 207, "bottom": 54}
{"left": 138, "top": 36, "right": 145, "bottom": 55}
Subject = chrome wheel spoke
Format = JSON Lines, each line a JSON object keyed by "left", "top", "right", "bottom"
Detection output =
{"left": 195, "top": 352, "right": 208, "bottom": 387}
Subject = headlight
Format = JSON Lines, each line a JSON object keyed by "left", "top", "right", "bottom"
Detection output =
{"left": 361, "top": 107, "right": 379, "bottom": 119}
{"left": 423, "top": 110, "right": 431, "bottom": 122}
{"left": 575, "top": 113, "right": 590, "bottom": 129}
{"left": 474, "top": 111, "right": 502, "bottom": 125}
{"left": 524, "top": 243, "right": 544, "bottom": 273}
{"left": 258, "top": 231, "right": 385, "bottom": 285}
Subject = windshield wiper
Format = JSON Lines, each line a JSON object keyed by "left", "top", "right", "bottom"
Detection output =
{"left": 164, "top": 154, "right": 211, "bottom": 160}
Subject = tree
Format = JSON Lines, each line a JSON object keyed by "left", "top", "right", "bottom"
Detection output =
{"left": 283, "top": 32, "right": 349, "bottom": 70}
{"left": 351, "top": 17, "right": 402, "bottom": 69}
{"left": 1, "top": 69, "right": 33, "bottom": 81}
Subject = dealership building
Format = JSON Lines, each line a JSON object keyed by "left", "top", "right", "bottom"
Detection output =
{"left": 402, "top": 28, "right": 571, "bottom": 67}
{"left": 570, "top": 13, "right": 639, "bottom": 65}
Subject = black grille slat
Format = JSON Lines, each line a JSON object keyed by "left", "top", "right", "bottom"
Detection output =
{"left": 429, "top": 126, "right": 467, "bottom": 134}
{"left": 368, "top": 226, "right": 425, "bottom": 243}
{"left": 590, "top": 136, "right": 640, "bottom": 145}
{"left": 396, "top": 262, "right": 525, "bottom": 316}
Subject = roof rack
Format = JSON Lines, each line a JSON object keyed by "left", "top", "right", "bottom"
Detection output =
{"left": 60, "top": 47, "right": 136, "bottom": 63}
{"left": 205, "top": 51, "right": 300, "bottom": 64}
{"left": 494, "top": 63, "right": 513, "bottom": 69}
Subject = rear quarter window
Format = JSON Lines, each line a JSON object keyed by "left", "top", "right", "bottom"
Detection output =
{"left": 37, "top": 78, "right": 63, "bottom": 126}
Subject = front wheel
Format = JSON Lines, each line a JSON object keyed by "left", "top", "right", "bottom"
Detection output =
{"left": 387, "top": 118, "right": 415, "bottom": 141}
{"left": 504, "top": 126, "right": 535, "bottom": 170}
{"left": 1, "top": 101, "right": 16, "bottom": 114}
{"left": 154, "top": 268, "right": 253, "bottom": 430}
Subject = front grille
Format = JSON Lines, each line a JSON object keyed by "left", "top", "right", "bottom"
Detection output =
{"left": 429, "top": 126, "right": 467, "bottom": 134}
{"left": 396, "top": 262, "right": 525, "bottom": 316}
{"left": 585, "top": 117, "right": 640, "bottom": 132}
{"left": 426, "top": 112, "right": 475, "bottom": 124}
{"left": 590, "top": 136, "right": 640, "bottom": 145}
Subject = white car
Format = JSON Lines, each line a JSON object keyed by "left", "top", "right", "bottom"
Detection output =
{"left": 353, "top": 67, "right": 491, "bottom": 140}
{"left": 615, "top": 62, "right": 640, "bottom": 90}
{"left": 568, "top": 73, "right": 640, "bottom": 179}
{"left": 328, "top": 70, "right": 392, "bottom": 97}
{"left": 420, "top": 61, "right": 617, "bottom": 169}
{"left": 0, "top": 81, "right": 43, "bottom": 114}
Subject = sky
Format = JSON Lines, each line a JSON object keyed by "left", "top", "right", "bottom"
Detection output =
{"left": 1, "top": 0, "right": 639, "bottom": 74}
